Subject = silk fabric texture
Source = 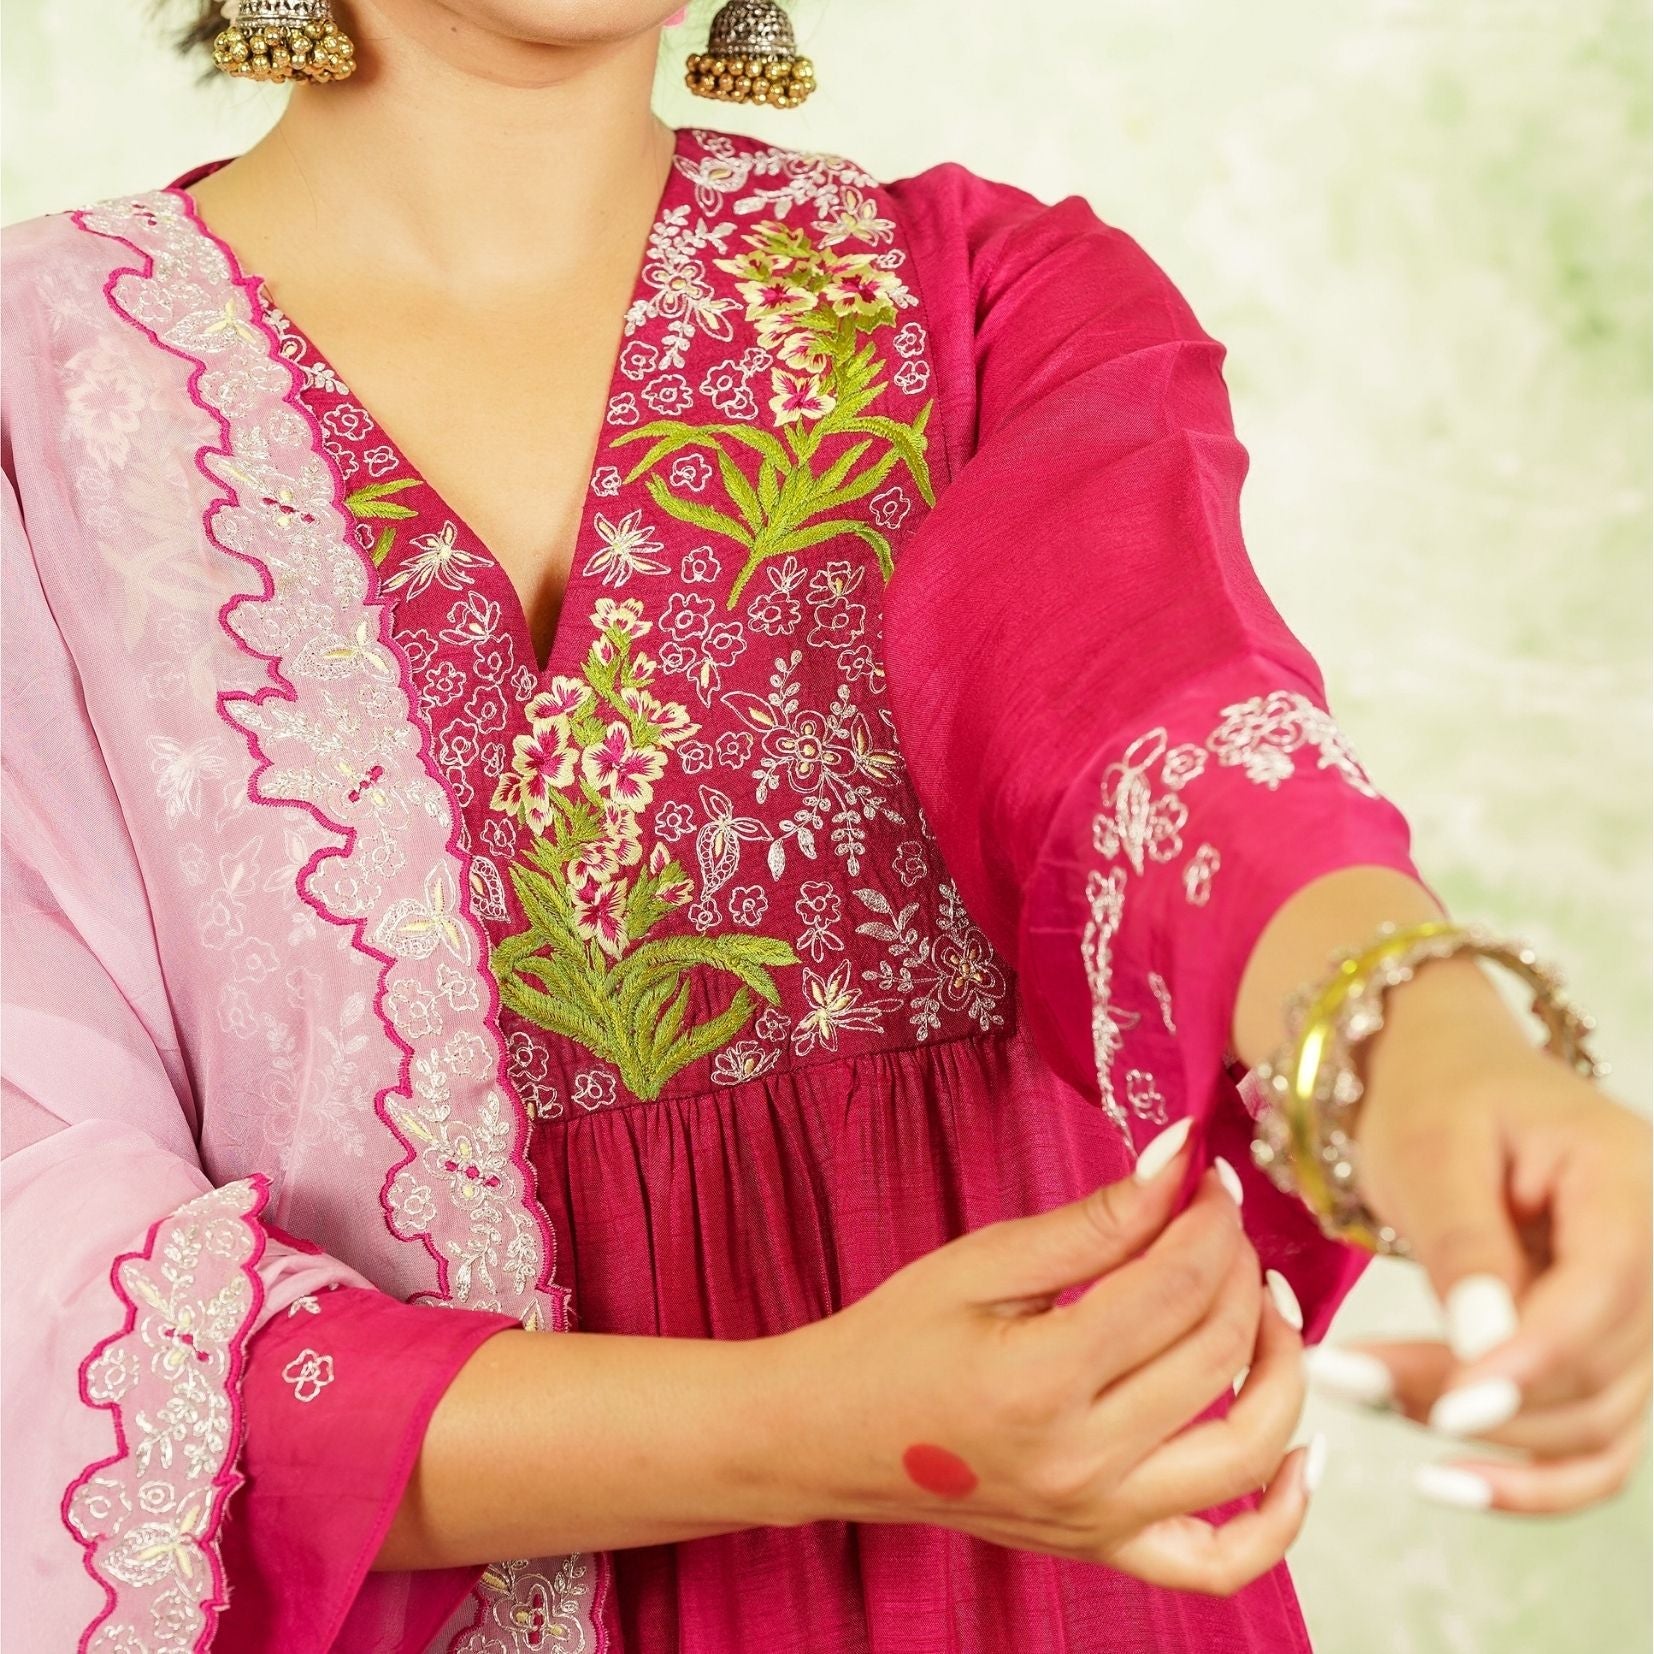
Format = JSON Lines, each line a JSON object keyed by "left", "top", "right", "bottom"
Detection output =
{"left": 1, "top": 126, "right": 1429, "bottom": 1652}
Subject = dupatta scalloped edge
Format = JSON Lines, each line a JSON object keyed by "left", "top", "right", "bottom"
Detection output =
{"left": 62, "top": 1177, "right": 269, "bottom": 1654}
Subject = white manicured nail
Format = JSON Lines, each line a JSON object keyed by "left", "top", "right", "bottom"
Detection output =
{"left": 1443, "top": 1273, "right": 1518, "bottom": 1362}
{"left": 1414, "top": 1463, "right": 1494, "bottom": 1511}
{"left": 1265, "top": 1268, "right": 1303, "bottom": 1331}
{"left": 1301, "top": 1431, "right": 1329, "bottom": 1495}
{"left": 1212, "top": 1155, "right": 1244, "bottom": 1206}
{"left": 1428, "top": 1376, "right": 1522, "bottom": 1438}
{"left": 1303, "top": 1344, "right": 1395, "bottom": 1409}
{"left": 1133, "top": 1117, "right": 1192, "bottom": 1184}
{"left": 1231, "top": 1364, "right": 1250, "bottom": 1395}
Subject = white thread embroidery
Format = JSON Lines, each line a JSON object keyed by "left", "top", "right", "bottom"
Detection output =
{"left": 281, "top": 1349, "right": 335, "bottom": 1403}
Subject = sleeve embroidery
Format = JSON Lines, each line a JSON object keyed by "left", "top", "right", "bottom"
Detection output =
{"left": 1083, "top": 688, "right": 1388, "bottom": 1147}
{"left": 280, "top": 1350, "right": 336, "bottom": 1403}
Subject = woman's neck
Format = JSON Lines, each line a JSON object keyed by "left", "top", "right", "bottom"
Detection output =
{"left": 190, "top": 7, "right": 676, "bottom": 297}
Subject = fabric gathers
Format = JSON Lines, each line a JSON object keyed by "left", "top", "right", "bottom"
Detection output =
{"left": 1, "top": 125, "right": 1422, "bottom": 1652}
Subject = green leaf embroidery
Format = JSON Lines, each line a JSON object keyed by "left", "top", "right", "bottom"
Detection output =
{"left": 344, "top": 477, "right": 421, "bottom": 519}
{"left": 487, "top": 604, "right": 798, "bottom": 1100}
{"left": 609, "top": 218, "right": 935, "bottom": 606}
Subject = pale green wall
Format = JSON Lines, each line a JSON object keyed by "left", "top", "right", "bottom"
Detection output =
{"left": 3, "top": 2, "right": 1649, "bottom": 1649}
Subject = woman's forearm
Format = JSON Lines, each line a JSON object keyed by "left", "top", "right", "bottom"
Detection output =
{"left": 374, "top": 1325, "right": 819, "bottom": 1570}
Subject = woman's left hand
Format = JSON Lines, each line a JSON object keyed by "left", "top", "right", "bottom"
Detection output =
{"left": 1319, "top": 1031, "right": 1651, "bottom": 1515}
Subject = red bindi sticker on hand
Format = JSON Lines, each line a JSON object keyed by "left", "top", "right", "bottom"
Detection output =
{"left": 901, "top": 1443, "right": 979, "bottom": 1499}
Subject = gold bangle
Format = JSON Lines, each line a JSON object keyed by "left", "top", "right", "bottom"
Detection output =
{"left": 1249, "top": 919, "right": 1607, "bottom": 1257}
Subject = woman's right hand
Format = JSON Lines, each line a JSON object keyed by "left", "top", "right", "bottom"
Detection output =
{"left": 778, "top": 1122, "right": 1317, "bottom": 1597}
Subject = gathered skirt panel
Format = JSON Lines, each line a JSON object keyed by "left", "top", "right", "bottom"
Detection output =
{"left": 529, "top": 1024, "right": 1314, "bottom": 1654}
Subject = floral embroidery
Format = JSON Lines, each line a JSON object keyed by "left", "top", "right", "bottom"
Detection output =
{"left": 726, "top": 651, "right": 904, "bottom": 877}
{"left": 65, "top": 1179, "right": 266, "bottom": 1654}
{"left": 489, "top": 600, "right": 796, "bottom": 1099}
{"left": 281, "top": 1348, "right": 334, "bottom": 1402}
{"left": 854, "top": 882, "right": 1007, "bottom": 1043}
{"left": 791, "top": 961, "right": 897, "bottom": 1056}
{"left": 1125, "top": 1068, "right": 1169, "bottom": 1126}
{"left": 1082, "top": 866, "right": 1139, "bottom": 1138}
{"left": 1208, "top": 689, "right": 1380, "bottom": 796}
{"left": 624, "top": 205, "right": 739, "bottom": 369}
{"left": 656, "top": 589, "right": 748, "bottom": 703}
{"left": 1091, "top": 728, "right": 1192, "bottom": 875}
{"left": 710, "top": 1039, "right": 781, "bottom": 1085}
{"left": 210, "top": 129, "right": 1009, "bottom": 1131}
{"left": 611, "top": 216, "right": 935, "bottom": 604}
{"left": 1086, "top": 691, "right": 1391, "bottom": 1142}
{"left": 582, "top": 508, "right": 669, "bottom": 587}
{"left": 571, "top": 1070, "right": 617, "bottom": 1112}
{"left": 383, "top": 519, "right": 490, "bottom": 597}
{"left": 465, "top": 1555, "right": 597, "bottom": 1654}
{"left": 148, "top": 734, "right": 227, "bottom": 825}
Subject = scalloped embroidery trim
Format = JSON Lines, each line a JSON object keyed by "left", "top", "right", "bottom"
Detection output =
{"left": 63, "top": 1177, "right": 268, "bottom": 1654}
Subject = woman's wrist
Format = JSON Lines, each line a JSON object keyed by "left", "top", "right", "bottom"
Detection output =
{"left": 1352, "top": 952, "right": 1532, "bottom": 1128}
{"left": 748, "top": 1313, "right": 891, "bottom": 1530}
{"left": 379, "top": 1323, "right": 840, "bottom": 1567}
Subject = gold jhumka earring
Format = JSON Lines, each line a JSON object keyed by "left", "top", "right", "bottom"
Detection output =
{"left": 212, "top": 0, "right": 357, "bottom": 83}
{"left": 685, "top": 0, "right": 815, "bottom": 108}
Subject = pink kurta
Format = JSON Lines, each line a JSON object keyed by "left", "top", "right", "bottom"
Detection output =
{"left": 3, "top": 126, "right": 1430, "bottom": 1653}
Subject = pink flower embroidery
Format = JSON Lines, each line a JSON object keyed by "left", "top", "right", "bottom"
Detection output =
{"left": 495, "top": 725, "right": 579, "bottom": 834}
{"left": 820, "top": 254, "right": 895, "bottom": 315}
{"left": 570, "top": 872, "right": 628, "bottom": 958}
{"left": 527, "top": 675, "right": 595, "bottom": 728}
{"left": 582, "top": 721, "right": 669, "bottom": 811}
{"left": 768, "top": 370, "right": 835, "bottom": 427}
{"left": 620, "top": 686, "right": 699, "bottom": 748}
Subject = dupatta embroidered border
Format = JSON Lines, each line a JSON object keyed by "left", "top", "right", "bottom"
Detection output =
{"left": 68, "top": 190, "right": 603, "bottom": 1654}
{"left": 62, "top": 1178, "right": 269, "bottom": 1654}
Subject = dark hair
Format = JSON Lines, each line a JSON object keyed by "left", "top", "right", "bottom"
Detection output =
{"left": 175, "top": 2, "right": 223, "bottom": 55}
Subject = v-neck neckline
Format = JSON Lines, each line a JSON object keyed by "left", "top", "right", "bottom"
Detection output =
{"left": 166, "top": 125, "right": 693, "bottom": 684}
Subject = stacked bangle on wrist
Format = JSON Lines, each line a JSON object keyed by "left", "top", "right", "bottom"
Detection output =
{"left": 1248, "top": 918, "right": 1607, "bottom": 1259}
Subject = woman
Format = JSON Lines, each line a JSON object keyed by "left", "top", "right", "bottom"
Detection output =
{"left": 2, "top": 2, "right": 1647, "bottom": 1650}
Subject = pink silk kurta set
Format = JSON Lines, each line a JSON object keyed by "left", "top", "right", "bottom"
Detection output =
{"left": 2, "top": 126, "right": 1430, "bottom": 1652}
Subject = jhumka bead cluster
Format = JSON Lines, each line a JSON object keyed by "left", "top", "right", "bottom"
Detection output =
{"left": 686, "top": 0, "right": 815, "bottom": 107}
{"left": 213, "top": 1, "right": 356, "bottom": 83}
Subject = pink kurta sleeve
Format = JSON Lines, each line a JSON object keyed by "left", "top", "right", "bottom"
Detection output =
{"left": 882, "top": 164, "right": 1440, "bottom": 1334}
{"left": 217, "top": 1284, "right": 515, "bottom": 1652}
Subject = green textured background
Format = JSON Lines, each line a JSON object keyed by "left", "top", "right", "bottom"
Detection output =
{"left": 4, "top": 2, "right": 1649, "bottom": 1648}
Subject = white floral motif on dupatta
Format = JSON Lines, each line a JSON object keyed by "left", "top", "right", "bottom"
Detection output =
{"left": 64, "top": 1179, "right": 267, "bottom": 1654}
